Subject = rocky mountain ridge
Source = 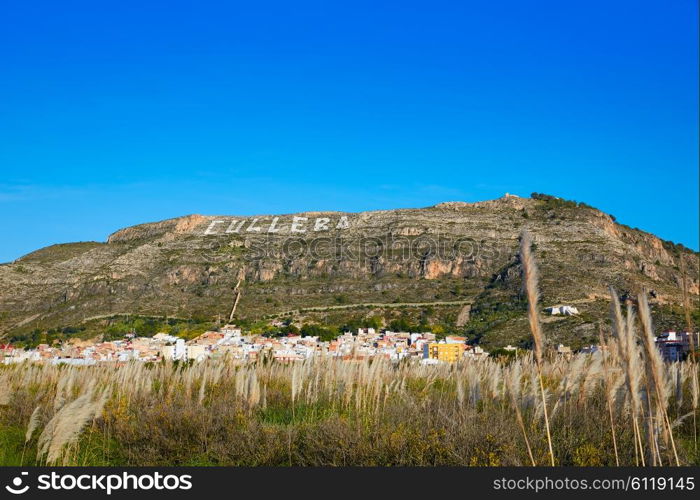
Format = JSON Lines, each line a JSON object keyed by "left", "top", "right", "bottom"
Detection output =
{"left": 1, "top": 194, "right": 697, "bottom": 347}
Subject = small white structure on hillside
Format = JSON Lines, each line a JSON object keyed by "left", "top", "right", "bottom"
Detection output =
{"left": 545, "top": 305, "right": 579, "bottom": 316}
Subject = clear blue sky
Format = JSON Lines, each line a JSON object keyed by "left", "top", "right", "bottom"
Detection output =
{"left": 1, "top": 0, "right": 698, "bottom": 262}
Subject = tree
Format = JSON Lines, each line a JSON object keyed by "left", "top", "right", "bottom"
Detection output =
{"left": 301, "top": 323, "right": 339, "bottom": 342}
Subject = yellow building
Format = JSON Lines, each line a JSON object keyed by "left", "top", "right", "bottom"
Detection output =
{"left": 427, "top": 342, "right": 466, "bottom": 362}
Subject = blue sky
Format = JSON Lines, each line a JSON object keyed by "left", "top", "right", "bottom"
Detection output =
{"left": 1, "top": 0, "right": 697, "bottom": 262}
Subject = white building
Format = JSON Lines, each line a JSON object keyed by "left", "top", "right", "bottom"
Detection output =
{"left": 163, "top": 338, "right": 187, "bottom": 360}
{"left": 153, "top": 332, "right": 179, "bottom": 343}
{"left": 221, "top": 324, "right": 242, "bottom": 338}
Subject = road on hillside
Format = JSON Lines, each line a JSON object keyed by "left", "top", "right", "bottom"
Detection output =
{"left": 27, "top": 299, "right": 474, "bottom": 329}
{"left": 271, "top": 299, "right": 473, "bottom": 317}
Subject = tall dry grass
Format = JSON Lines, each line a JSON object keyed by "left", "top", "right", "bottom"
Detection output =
{"left": 520, "top": 230, "right": 555, "bottom": 466}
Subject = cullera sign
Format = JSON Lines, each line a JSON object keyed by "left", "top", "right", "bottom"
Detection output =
{"left": 203, "top": 216, "right": 351, "bottom": 235}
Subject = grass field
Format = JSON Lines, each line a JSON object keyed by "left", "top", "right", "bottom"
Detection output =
{"left": 1, "top": 345, "right": 698, "bottom": 466}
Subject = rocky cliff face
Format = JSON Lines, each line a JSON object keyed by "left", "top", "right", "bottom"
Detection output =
{"left": 1, "top": 195, "right": 697, "bottom": 342}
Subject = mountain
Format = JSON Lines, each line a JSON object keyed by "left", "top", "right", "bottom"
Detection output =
{"left": 1, "top": 194, "right": 698, "bottom": 348}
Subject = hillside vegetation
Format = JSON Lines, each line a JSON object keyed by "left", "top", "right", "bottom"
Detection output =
{"left": 1, "top": 194, "right": 697, "bottom": 347}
